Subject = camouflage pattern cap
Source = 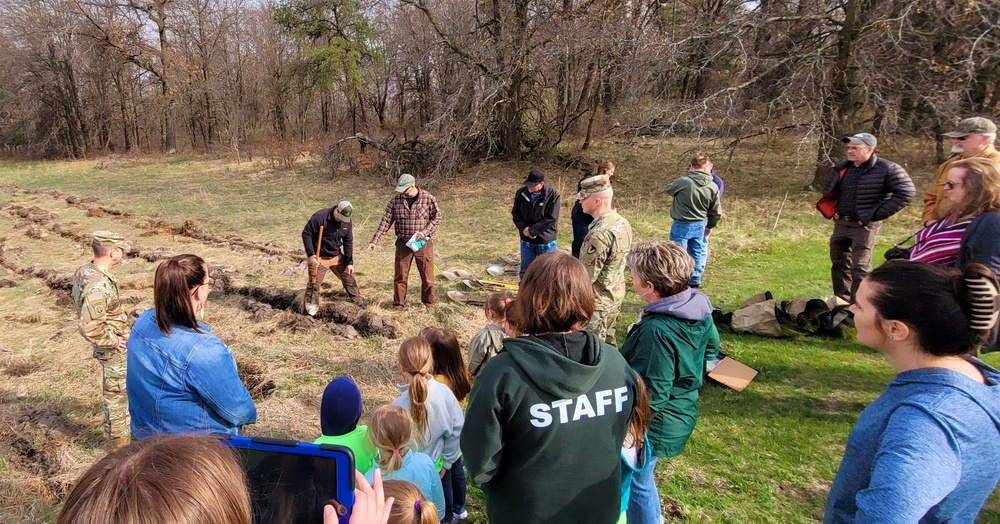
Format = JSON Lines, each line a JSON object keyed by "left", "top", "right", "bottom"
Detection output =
{"left": 93, "top": 231, "right": 129, "bottom": 250}
{"left": 336, "top": 201, "right": 353, "bottom": 223}
{"left": 944, "top": 117, "right": 997, "bottom": 138}
{"left": 577, "top": 174, "right": 612, "bottom": 200}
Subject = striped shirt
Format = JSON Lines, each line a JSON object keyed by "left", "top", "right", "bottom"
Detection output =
{"left": 909, "top": 216, "right": 972, "bottom": 266}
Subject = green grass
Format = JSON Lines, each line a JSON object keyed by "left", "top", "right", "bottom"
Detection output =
{"left": 1, "top": 140, "right": 998, "bottom": 523}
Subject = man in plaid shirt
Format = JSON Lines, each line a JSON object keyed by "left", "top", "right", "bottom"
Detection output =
{"left": 368, "top": 174, "right": 443, "bottom": 309}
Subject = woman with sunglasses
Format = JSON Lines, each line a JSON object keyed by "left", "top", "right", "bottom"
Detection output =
{"left": 127, "top": 254, "right": 256, "bottom": 438}
{"left": 909, "top": 157, "right": 1000, "bottom": 266}
{"left": 824, "top": 260, "right": 1000, "bottom": 523}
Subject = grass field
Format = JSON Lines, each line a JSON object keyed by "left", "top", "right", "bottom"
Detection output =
{"left": 0, "top": 138, "right": 998, "bottom": 523}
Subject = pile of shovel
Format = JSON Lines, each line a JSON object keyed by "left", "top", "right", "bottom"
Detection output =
{"left": 443, "top": 256, "right": 520, "bottom": 306}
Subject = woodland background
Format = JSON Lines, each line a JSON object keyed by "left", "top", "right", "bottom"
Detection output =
{"left": 0, "top": 0, "right": 998, "bottom": 187}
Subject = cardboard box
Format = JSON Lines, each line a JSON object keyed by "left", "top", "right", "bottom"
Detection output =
{"left": 708, "top": 357, "right": 759, "bottom": 392}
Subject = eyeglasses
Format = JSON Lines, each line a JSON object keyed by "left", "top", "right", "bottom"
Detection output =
{"left": 944, "top": 181, "right": 963, "bottom": 189}
{"left": 953, "top": 136, "right": 967, "bottom": 141}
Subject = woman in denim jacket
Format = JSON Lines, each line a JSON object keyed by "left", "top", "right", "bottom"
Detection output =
{"left": 127, "top": 254, "right": 256, "bottom": 439}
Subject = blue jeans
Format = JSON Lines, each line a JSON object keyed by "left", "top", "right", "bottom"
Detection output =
{"left": 670, "top": 221, "right": 708, "bottom": 285}
{"left": 441, "top": 466, "right": 454, "bottom": 522}
{"left": 450, "top": 456, "right": 467, "bottom": 516}
{"left": 520, "top": 240, "right": 557, "bottom": 279}
{"left": 627, "top": 456, "right": 662, "bottom": 524}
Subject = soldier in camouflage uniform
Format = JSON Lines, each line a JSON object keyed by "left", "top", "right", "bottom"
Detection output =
{"left": 577, "top": 175, "right": 633, "bottom": 345}
{"left": 71, "top": 231, "right": 131, "bottom": 446}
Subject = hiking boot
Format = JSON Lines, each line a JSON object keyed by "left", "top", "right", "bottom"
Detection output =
{"left": 392, "top": 304, "right": 405, "bottom": 311}
{"left": 351, "top": 297, "right": 367, "bottom": 308}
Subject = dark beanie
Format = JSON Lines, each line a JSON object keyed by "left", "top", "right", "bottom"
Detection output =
{"left": 320, "top": 376, "right": 363, "bottom": 436}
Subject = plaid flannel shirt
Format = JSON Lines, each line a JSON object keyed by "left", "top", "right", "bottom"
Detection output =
{"left": 370, "top": 189, "right": 443, "bottom": 244}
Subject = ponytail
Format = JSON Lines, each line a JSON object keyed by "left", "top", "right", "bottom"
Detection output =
{"left": 398, "top": 338, "right": 433, "bottom": 439}
{"left": 368, "top": 405, "right": 412, "bottom": 475}
{"left": 867, "top": 260, "right": 1000, "bottom": 355}
{"left": 153, "top": 254, "right": 206, "bottom": 335}
{"left": 382, "top": 480, "right": 438, "bottom": 524}
{"left": 484, "top": 293, "right": 512, "bottom": 322}
{"left": 627, "top": 370, "right": 651, "bottom": 447}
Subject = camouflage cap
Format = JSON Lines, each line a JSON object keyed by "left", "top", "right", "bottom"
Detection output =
{"left": 577, "top": 174, "right": 611, "bottom": 200}
{"left": 944, "top": 117, "right": 997, "bottom": 138}
{"left": 93, "top": 231, "right": 129, "bottom": 249}
{"left": 336, "top": 201, "right": 353, "bottom": 223}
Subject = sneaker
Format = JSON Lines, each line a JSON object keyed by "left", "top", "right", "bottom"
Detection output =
{"left": 454, "top": 509, "right": 469, "bottom": 520}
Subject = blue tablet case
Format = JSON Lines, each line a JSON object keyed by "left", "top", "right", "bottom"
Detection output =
{"left": 218, "top": 434, "right": 356, "bottom": 524}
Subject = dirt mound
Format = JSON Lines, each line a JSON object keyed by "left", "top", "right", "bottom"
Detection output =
{"left": 5, "top": 358, "right": 42, "bottom": 377}
{"left": 238, "top": 286, "right": 299, "bottom": 311}
{"left": 85, "top": 208, "right": 105, "bottom": 217}
{"left": 354, "top": 312, "right": 399, "bottom": 338}
{"left": 142, "top": 250, "right": 175, "bottom": 262}
{"left": 11, "top": 205, "right": 56, "bottom": 221}
{"left": 0, "top": 277, "right": 17, "bottom": 287}
{"left": 236, "top": 359, "right": 276, "bottom": 400}
{"left": 25, "top": 225, "right": 49, "bottom": 239}
{"left": 276, "top": 312, "right": 318, "bottom": 332}
{"left": 239, "top": 296, "right": 279, "bottom": 322}
{"left": 315, "top": 301, "right": 361, "bottom": 323}
{"left": 327, "top": 323, "right": 359, "bottom": 340}
{"left": 65, "top": 195, "right": 98, "bottom": 205}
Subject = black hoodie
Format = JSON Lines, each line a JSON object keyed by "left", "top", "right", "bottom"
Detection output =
{"left": 461, "top": 331, "right": 638, "bottom": 524}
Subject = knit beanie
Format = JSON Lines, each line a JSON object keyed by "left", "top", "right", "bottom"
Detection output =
{"left": 320, "top": 376, "right": 363, "bottom": 436}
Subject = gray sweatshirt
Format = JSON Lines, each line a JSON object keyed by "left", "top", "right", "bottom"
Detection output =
{"left": 393, "top": 377, "right": 465, "bottom": 469}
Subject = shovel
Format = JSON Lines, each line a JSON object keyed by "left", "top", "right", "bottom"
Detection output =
{"left": 304, "top": 225, "right": 323, "bottom": 316}
{"left": 447, "top": 290, "right": 486, "bottom": 306}
{"left": 501, "top": 255, "right": 518, "bottom": 266}
{"left": 486, "top": 265, "right": 516, "bottom": 277}
{"left": 440, "top": 270, "right": 458, "bottom": 281}
{"left": 455, "top": 269, "right": 474, "bottom": 279}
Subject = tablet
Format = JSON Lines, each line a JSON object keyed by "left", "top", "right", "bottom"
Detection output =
{"left": 218, "top": 434, "right": 356, "bottom": 524}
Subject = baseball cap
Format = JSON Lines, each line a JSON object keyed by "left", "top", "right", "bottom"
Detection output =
{"left": 576, "top": 174, "right": 611, "bottom": 200}
{"left": 841, "top": 133, "right": 877, "bottom": 148}
{"left": 943, "top": 117, "right": 997, "bottom": 138}
{"left": 395, "top": 174, "right": 415, "bottom": 193}
{"left": 336, "top": 201, "right": 353, "bottom": 223}
{"left": 93, "top": 230, "right": 129, "bottom": 250}
{"left": 524, "top": 168, "right": 545, "bottom": 186}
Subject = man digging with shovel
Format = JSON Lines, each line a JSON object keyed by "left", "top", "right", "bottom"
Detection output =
{"left": 302, "top": 201, "right": 365, "bottom": 315}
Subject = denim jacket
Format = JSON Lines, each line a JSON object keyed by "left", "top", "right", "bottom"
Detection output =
{"left": 126, "top": 308, "right": 257, "bottom": 439}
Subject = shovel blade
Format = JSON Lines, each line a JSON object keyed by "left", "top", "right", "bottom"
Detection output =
{"left": 305, "top": 302, "right": 319, "bottom": 316}
{"left": 456, "top": 269, "right": 474, "bottom": 279}
{"left": 487, "top": 265, "right": 505, "bottom": 277}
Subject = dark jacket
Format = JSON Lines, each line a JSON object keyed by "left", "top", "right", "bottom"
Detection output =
{"left": 816, "top": 155, "right": 916, "bottom": 226}
{"left": 461, "top": 332, "right": 638, "bottom": 524}
{"left": 619, "top": 288, "right": 720, "bottom": 458}
{"left": 512, "top": 184, "right": 561, "bottom": 244}
{"left": 302, "top": 208, "right": 353, "bottom": 264}
{"left": 957, "top": 211, "right": 1000, "bottom": 352}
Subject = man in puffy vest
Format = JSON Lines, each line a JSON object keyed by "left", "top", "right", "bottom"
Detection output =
{"left": 816, "top": 133, "right": 916, "bottom": 303}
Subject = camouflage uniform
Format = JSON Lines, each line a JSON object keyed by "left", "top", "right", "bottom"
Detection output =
{"left": 71, "top": 256, "right": 131, "bottom": 444}
{"left": 580, "top": 209, "right": 633, "bottom": 345}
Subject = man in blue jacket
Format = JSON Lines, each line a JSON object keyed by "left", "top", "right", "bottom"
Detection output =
{"left": 816, "top": 133, "right": 916, "bottom": 303}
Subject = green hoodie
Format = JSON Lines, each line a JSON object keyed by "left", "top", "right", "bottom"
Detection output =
{"left": 665, "top": 170, "right": 722, "bottom": 228}
{"left": 461, "top": 332, "right": 639, "bottom": 524}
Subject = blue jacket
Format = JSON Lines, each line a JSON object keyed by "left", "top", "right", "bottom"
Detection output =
{"left": 824, "top": 359, "right": 1000, "bottom": 523}
{"left": 126, "top": 308, "right": 257, "bottom": 438}
{"left": 365, "top": 450, "right": 446, "bottom": 520}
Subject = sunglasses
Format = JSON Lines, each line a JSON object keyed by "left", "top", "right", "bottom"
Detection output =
{"left": 953, "top": 136, "right": 967, "bottom": 141}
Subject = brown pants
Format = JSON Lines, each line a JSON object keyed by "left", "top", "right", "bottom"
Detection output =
{"left": 394, "top": 237, "right": 435, "bottom": 306}
{"left": 312, "top": 255, "right": 362, "bottom": 301}
{"left": 830, "top": 218, "right": 882, "bottom": 303}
